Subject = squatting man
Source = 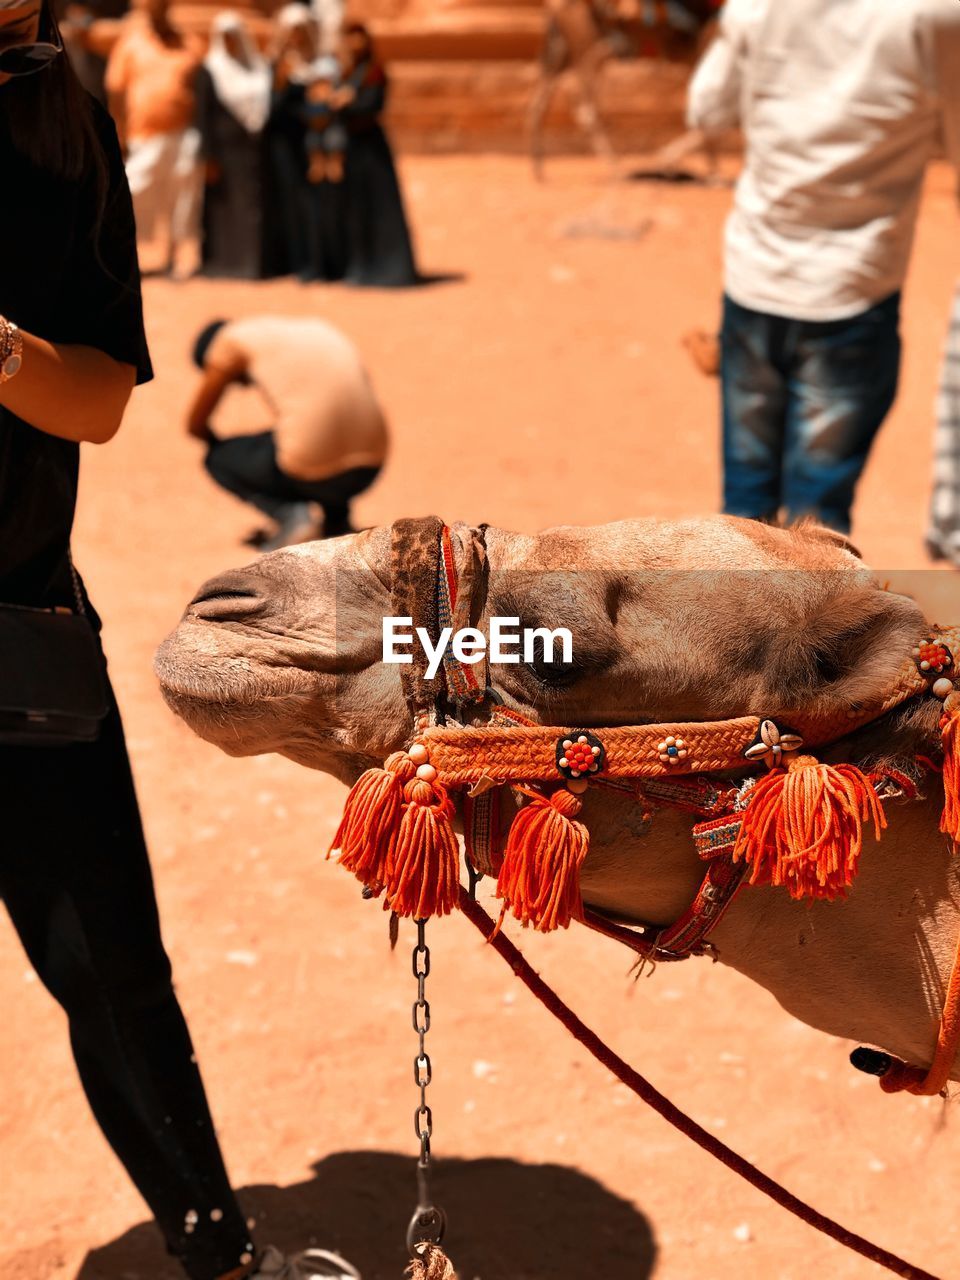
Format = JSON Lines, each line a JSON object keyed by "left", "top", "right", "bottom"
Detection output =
{"left": 383, "top": 616, "right": 574, "bottom": 679}
{"left": 186, "top": 315, "right": 388, "bottom": 550}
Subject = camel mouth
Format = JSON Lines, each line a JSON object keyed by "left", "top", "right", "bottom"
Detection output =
{"left": 154, "top": 631, "right": 317, "bottom": 711}
{"left": 154, "top": 663, "right": 313, "bottom": 712}
{"left": 154, "top": 680, "right": 270, "bottom": 741}
{"left": 155, "top": 664, "right": 319, "bottom": 761}
{"left": 156, "top": 684, "right": 288, "bottom": 758}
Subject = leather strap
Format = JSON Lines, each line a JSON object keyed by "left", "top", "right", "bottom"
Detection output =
{"left": 390, "top": 516, "right": 445, "bottom": 722}
{"left": 582, "top": 854, "right": 746, "bottom": 964}
{"left": 389, "top": 518, "right": 491, "bottom": 724}
{"left": 436, "top": 524, "right": 489, "bottom": 705}
{"left": 653, "top": 855, "right": 746, "bottom": 958}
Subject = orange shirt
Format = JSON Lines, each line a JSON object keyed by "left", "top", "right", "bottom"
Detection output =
{"left": 106, "top": 19, "right": 202, "bottom": 139}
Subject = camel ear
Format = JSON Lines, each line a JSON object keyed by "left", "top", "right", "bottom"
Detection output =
{"left": 759, "top": 581, "right": 925, "bottom": 717}
{"left": 797, "top": 522, "right": 863, "bottom": 561}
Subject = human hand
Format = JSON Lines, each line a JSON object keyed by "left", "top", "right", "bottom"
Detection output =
{"left": 307, "top": 151, "right": 326, "bottom": 184}
{"left": 682, "top": 329, "right": 721, "bottom": 378}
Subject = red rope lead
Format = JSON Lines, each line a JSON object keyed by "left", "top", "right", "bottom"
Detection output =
{"left": 458, "top": 889, "right": 940, "bottom": 1280}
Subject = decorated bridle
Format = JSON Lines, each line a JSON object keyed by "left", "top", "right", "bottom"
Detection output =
{"left": 330, "top": 517, "right": 960, "bottom": 1096}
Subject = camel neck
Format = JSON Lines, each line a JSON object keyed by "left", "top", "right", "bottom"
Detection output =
{"left": 712, "top": 795, "right": 960, "bottom": 1075}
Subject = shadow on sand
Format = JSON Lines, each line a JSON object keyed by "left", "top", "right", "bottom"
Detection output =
{"left": 76, "top": 1150, "right": 657, "bottom": 1279}
{"left": 406, "top": 271, "right": 468, "bottom": 288}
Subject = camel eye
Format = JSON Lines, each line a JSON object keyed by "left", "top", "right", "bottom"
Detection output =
{"left": 525, "top": 651, "right": 581, "bottom": 689}
{"left": 810, "top": 616, "right": 885, "bottom": 686}
{"left": 812, "top": 645, "right": 846, "bottom": 685}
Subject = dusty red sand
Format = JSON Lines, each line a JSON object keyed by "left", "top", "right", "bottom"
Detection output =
{"left": 5, "top": 156, "right": 960, "bottom": 1280}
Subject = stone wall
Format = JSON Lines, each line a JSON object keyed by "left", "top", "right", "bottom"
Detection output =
{"left": 382, "top": 58, "right": 691, "bottom": 153}
{"left": 176, "top": 0, "right": 697, "bottom": 152}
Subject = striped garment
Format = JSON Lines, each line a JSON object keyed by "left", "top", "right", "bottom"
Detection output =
{"left": 928, "top": 281, "right": 960, "bottom": 566}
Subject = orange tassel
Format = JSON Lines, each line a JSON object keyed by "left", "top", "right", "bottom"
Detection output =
{"left": 331, "top": 751, "right": 416, "bottom": 891}
{"left": 734, "top": 755, "right": 885, "bottom": 901}
{"left": 496, "top": 787, "right": 589, "bottom": 932}
{"left": 385, "top": 777, "right": 461, "bottom": 918}
{"left": 940, "top": 708, "right": 960, "bottom": 844}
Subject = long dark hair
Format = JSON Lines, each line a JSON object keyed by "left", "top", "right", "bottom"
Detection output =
{"left": 2, "top": 0, "right": 106, "bottom": 189}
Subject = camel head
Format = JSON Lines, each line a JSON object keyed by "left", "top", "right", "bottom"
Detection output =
{"left": 158, "top": 518, "right": 960, "bottom": 1076}
{"left": 156, "top": 515, "right": 928, "bottom": 789}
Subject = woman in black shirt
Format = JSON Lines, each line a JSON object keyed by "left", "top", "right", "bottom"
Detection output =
{"left": 0, "top": 8, "right": 271, "bottom": 1279}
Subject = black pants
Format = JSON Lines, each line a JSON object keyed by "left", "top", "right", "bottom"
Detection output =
{"left": 205, "top": 431, "right": 379, "bottom": 537}
{"left": 0, "top": 688, "right": 252, "bottom": 1280}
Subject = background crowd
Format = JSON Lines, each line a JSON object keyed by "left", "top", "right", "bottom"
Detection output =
{"left": 62, "top": 0, "right": 417, "bottom": 285}
{"left": 51, "top": 0, "right": 960, "bottom": 555}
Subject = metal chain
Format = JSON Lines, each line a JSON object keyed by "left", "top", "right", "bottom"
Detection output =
{"left": 406, "top": 919, "right": 446, "bottom": 1256}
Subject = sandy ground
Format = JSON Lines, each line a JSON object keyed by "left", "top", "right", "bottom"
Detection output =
{"left": 5, "top": 155, "right": 960, "bottom": 1280}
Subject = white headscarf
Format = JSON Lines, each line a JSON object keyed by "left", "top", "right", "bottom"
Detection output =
{"left": 273, "top": 3, "right": 321, "bottom": 83}
{"left": 204, "top": 12, "right": 272, "bottom": 134}
{"left": 276, "top": 2, "right": 314, "bottom": 31}
{"left": 311, "top": 0, "right": 344, "bottom": 55}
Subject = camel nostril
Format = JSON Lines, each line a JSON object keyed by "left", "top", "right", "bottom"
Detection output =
{"left": 188, "top": 573, "right": 267, "bottom": 620}
{"left": 193, "top": 588, "right": 259, "bottom": 605}
{"left": 189, "top": 593, "right": 266, "bottom": 622}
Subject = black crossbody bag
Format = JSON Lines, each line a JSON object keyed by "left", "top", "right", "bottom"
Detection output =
{"left": 0, "top": 559, "right": 109, "bottom": 745}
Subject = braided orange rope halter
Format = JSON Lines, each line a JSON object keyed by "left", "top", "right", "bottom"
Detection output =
{"left": 330, "top": 518, "right": 960, "bottom": 1097}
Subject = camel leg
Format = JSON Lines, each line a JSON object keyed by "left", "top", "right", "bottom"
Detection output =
{"left": 650, "top": 128, "right": 704, "bottom": 173}
{"left": 528, "top": 69, "right": 560, "bottom": 182}
{"left": 651, "top": 127, "right": 722, "bottom": 179}
{"left": 645, "top": 127, "right": 727, "bottom": 184}
{"left": 573, "top": 60, "right": 617, "bottom": 178}
{"left": 701, "top": 131, "right": 725, "bottom": 186}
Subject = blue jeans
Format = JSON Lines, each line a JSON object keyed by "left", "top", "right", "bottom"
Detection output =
{"left": 721, "top": 292, "right": 901, "bottom": 534}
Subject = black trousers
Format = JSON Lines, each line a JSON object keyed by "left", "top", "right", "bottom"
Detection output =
{"left": 0, "top": 687, "right": 252, "bottom": 1280}
{"left": 205, "top": 431, "right": 379, "bottom": 536}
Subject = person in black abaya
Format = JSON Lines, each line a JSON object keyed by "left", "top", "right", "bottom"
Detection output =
{"left": 339, "top": 23, "right": 418, "bottom": 288}
{"left": 197, "top": 12, "right": 273, "bottom": 279}
{"left": 266, "top": 3, "right": 346, "bottom": 281}
{"left": 265, "top": 5, "right": 310, "bottom": 277}
{"left": 294, "top": 50, "right": 348, "bottom": 281}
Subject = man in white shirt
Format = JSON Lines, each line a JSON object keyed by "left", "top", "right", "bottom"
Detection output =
{"left": 186, "top": 316, "right": 387, "bottom": 549}
{"left": 688, "top": 0, "right": 960, "bottom": 534}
